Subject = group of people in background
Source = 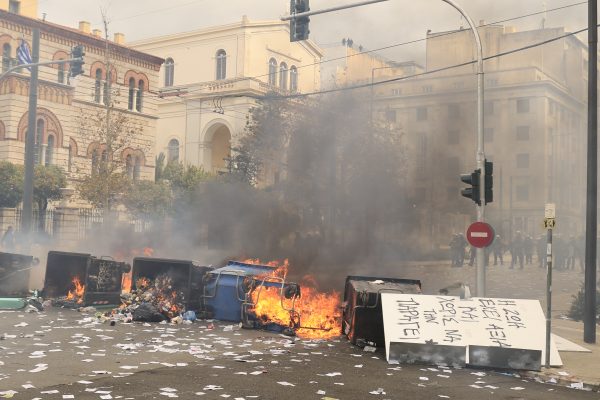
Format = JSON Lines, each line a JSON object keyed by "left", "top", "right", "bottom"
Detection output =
{"left": 449, "top": 231, "right": 584, "bottom": 271}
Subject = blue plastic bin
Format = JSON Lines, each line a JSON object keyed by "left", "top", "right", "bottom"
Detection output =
{"left": 202, "top": 261, "right": 290, "bottom": 323}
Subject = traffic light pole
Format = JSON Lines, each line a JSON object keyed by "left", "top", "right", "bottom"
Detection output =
{"left": 284, "top": 0, "right": 486, "bottom": 296}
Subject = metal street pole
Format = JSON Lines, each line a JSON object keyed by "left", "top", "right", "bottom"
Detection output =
{"left": 284, "top": 0, "right": 486, "bottom": 295}
{"left": 584, "top": 0, "right": 597, "bottom": 344}
{"left": 22, "top": 28, "right": 40, "bottom": 246}
{"left": 441, "top": 0, "right": 486, "bottom": 297}
{"left": 545, "top": 223, "right": 553, "bottom": 367}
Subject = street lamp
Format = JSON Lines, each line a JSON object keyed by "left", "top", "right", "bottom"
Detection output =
{"left": 285, "top": 0, "right": 486, "bottom": 295}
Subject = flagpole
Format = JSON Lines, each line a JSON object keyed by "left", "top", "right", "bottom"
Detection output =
{"left": 22, "top": 27, "right": 40, "bottom": 246}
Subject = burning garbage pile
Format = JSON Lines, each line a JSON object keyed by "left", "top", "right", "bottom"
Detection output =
{"left": 40, "top": 251, "right": 342, "bottom": 338}
{"left": 118, "top": 275, "right": 185, "bottom": 322}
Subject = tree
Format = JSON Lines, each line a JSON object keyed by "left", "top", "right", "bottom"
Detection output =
{"left": 227, "top": 94, "right": 297, "bottom": 186}
{"left": 160, "top": 162, "right": 212, "bottom": 207}
{"left": 33, "top": 165, "right": 67, "bottom": 231}
{"left": 236, "top": 92, "right": 409, "bottom": 265}
{"left": 155, "top": 152, "right": 166, "bottom": 182}
{"left": 0, "top": 162, "right": 23, "bottom": 208}
{"left": 76, "top": 14, "right": 148, "bottom": 211}
{"left": 122, "top": 180, "right": 172, "bottom": 220}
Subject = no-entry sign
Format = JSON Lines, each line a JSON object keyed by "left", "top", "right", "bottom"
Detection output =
{"left": 466, "top": 222, "right": 495, "bottom": 248}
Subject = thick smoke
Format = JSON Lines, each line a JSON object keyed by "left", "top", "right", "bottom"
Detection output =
{"left": 125, "top": 91, "right": 422, "bottom": 287}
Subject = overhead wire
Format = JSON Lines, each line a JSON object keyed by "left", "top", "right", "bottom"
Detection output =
{"left": 38, "top": 0, "right": 585, "bottom": 108}
{"left": 146, "top": 1, "right": 587, "bottom": 101}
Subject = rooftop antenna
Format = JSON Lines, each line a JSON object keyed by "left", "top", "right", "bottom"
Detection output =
{"left": 42, "top": 13, "right": 46, "bottom": 21}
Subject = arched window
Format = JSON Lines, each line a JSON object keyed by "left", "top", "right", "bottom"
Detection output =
{"left": 133, "top": 156, "right": 141, "bottom": 181}
{"left": 268, "top": 58, "right": 277, "bottom": 86}
{"left": 290, "top": 66, "right": 298, "bottom": 92}
{"left": 45, "top": 135, "right": 54, "bottom": 166}
{"left": 100, "top": 149, "right": 108, "bottom": 173}
{"left": 91, "top": 150, "right": 99, "bottom": 175}
{"left": 94, "top": 68, "right": 102, "bottom": 103}
{"left": 128, "top": 77, "right": 135, "bottom": 110}
{"left": 279, "top": 62, "right": 288, "bottom": 89}
{"left": 164, "top": 58, "right": 174, "bottom": 87}
{"left": 2, "top": 43, "right": 11, "bottom": 72}
{"left": 125, "top": 154, "right": 133, "bottom": 178}
{"left": 136, "top": 80, "right": 144, "bottom": 112}
{"left": 34, "top": 119, "right": 44, "bottom": 165}
{"left": 168, "top": 138, "right": 180, "bottom": 163}
{"left": 57, "top": 60, "right": 65, "bottom": 84}
{"left": 68, "top": 143, "right": 73, "bottom": 172}
{"left": 216, "top": 50, "right": 227, "bottom": 80}
{"left": 103, "top": 71, "right": 112, "bottom": 106}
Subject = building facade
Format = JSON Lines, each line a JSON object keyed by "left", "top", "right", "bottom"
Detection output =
{"left": 0, "top": 0, "right": 36, "bottom": 18}
{"left": 0, "top": 5, "right": 163, "bottom": 188}
{"left": 369, "top": 24, "right": 588, "bottom": 249}
{"left": 132, "top": 16, "right": 322, "bottom": 178}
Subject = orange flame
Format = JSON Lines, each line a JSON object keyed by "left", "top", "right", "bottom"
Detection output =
{"left": 243, "top": 259, "right": 342, "bottom": 339}
{"left": 66, "top": 276, "right": 85, "bottom": 304}
{"left": 121, "top": 273, "right": 132, "bottom": 293}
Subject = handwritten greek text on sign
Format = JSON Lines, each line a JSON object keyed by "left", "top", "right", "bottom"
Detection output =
{"left": 382, "top": 294, "right": 561, "bottom": 365}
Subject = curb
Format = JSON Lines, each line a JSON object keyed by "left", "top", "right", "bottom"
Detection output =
{"left": 521, "top": 370, "right": 600, "bottom": 392}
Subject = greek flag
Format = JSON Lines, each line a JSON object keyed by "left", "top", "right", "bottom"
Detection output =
{"left": 16, "top": 39, "right": 32, "bottom": 71}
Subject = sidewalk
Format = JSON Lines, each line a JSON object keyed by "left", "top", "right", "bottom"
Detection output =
{"left": 527, "top": 318, "right": 600, "bottom": 390}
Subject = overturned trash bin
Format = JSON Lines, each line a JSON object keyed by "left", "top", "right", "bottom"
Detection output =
{"left": 0, "top": 252, "right": 39, "bottom": 297}
{"left": 202, "top": 261, "right": 300, "bottom": 333}
{"left": 130, "top": 257, "right": 213, "bottom": 312}
{"left": 43, "top": 251, "right": 130, "bottom": 307}
{"left": 342, "top": 276, "right": 421, "bottom": 347}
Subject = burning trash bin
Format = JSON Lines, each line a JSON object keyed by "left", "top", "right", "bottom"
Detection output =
{"left": 43, "top": 251, "right": 130, "bottom": 307}
{"left": 0, "top": 252, "right": 39, "bottom": 297}
{"left": 122, "top": 257, "right": 213, "bottom": 321}
{"left": 201, "top": 261, "right": 300, "bottom": 333}
{"left": 342, "top": 276, "right": 422, "bottom": 347}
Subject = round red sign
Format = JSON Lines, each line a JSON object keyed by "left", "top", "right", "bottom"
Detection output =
{"left": 466, "top": 222, "right": 495, "bottom": 248}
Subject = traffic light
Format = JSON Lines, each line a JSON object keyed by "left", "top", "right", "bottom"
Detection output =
{"left": 290, "top": 0, "right": 310, "bottom": 42}
{"left": 484, "top": 159, "right": 493, "bottom": 205}
{"left": 70, "top": 45, "right": 85, "bottom": 77}
{"left": 461, "top": 169, "right": 481, "bottom": 206}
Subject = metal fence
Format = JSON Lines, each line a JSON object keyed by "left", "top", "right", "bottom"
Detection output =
{"left": 15, "top": 208, "right": 55, "bottom": 238}
{"left": 78, "top": 208, "right": 105, "bottom": 240}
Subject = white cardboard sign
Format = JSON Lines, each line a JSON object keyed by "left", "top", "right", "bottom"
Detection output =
{"left": 381, "top": 293, "right": 562, "bottom": 366}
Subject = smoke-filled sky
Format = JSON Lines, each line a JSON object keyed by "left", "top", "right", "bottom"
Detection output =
{"left": 38, "top": 0, "right": 587, "bottom": 61}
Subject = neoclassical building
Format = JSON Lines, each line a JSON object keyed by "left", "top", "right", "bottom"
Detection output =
{"left": 132, "top": 16, "right": 322, "bottom": 179}
{"left": 0, "top": 3, "right": 163, "bottom": 185}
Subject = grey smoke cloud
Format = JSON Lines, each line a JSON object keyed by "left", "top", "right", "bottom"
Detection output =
{"left": 41, "top": 0, "right": 586, "bottom": 62}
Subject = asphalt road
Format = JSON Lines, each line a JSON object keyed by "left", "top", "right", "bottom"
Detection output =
{"left": 0, "top": 308, "right": 598, "bottom": 400}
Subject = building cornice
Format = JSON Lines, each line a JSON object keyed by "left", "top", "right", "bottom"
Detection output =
{"left": 0, "top": 73, "right": 73, "bottom": 105}
{"left": 0, "top": 10, "right": 164, "bottom": 70}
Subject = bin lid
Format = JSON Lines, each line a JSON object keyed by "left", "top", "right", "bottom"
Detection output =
{"left": 345, "top": 275, "right": 422, "bottom": 293}
{"left": 210, "top": 261, "right": 277, "bottom": 277}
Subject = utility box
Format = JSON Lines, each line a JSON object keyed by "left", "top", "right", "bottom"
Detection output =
{"left": 43, "top": 251, "right": 130, "bottom": 307}
{"left": 342, "top": 276, "right": 422, "bottom": 347}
